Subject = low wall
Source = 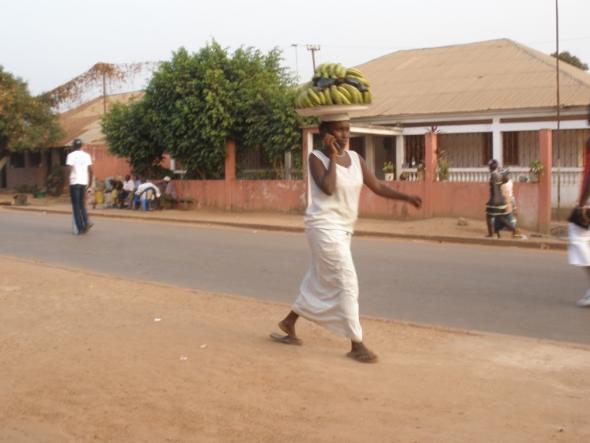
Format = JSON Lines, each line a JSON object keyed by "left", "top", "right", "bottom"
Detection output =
{"left": 88, "top": 145, "right": 131, "bottom": 181}
{"left": 175, "top": 180, "right": 306, "bottom": 212}
{"left": 175, "top": 179, "right": 541, "bottom": 230}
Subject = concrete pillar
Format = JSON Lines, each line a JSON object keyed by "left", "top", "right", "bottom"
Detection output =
{"left": 423, "top": 132, "right": 438, "bottom": 218}
{"left": 395, "top": 135, "right": 405, "bottom": 180}
{"left": 492, "top": 117, "right": 503, "bottom": 165}
{"left": 538, "top": 129, "right": 553, "bottom": 233}
{"left": 224, "top": 138, "right": 236, "bottom": 210}
{"left": 424, "top": 132, "right": 438, "bottom": 183}
{"left": 224, "top": 138, "right": 236, "bottom": 181}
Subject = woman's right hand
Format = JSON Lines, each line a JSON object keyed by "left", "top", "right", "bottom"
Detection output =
{"left": 323, "top": 133, "right": 339, "bottom": 157}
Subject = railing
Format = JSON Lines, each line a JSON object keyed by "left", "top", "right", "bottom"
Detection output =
{"left": 399, "top": 168, "right": 421, "bottom": 181}
{"left": 552, "top": 167, "right": 583, "bottom": 186}
{"left": 447, "top": 168, "right": 488, "bottom": 182}
{"left": 400, "top": 166, "right": 583, "bottom": 184}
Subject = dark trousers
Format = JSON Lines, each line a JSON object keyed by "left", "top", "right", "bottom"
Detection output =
{"left": 70, "top": 185, "right": 88, "bottom": 234}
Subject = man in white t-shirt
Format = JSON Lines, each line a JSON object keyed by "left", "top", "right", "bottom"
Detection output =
{"left": 66, "top": 139, "right": 93, "bottom": 234}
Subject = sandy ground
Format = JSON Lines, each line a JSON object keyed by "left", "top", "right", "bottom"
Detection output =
{"left": 1, "top": 257, "right": 589, "bottom": 442}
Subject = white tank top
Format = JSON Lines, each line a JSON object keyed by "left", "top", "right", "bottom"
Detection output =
{"left": 304, "top": 150, "right": 364, "bottom": 233}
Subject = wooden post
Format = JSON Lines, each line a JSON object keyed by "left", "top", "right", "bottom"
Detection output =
{"left": 538, "top": 129, "right": 553, "bottom": 233}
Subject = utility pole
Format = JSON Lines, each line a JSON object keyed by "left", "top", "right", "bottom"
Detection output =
{"left": 291, "top": 44, "right": 299, "bottom": 82}
{"left": 305, "top": 44, "right": 320, "bottom": 72}
{"left": 102, "top": 70, "right": 107, "bottom": 114}
{"left": 555, "top": 0, "right": 562, "bottom": 218}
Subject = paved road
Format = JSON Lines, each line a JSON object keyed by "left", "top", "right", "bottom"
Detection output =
{"left": 1, "top": 209, "right": 588, "bottom": 344}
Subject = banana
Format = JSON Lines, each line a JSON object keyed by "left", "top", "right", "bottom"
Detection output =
{"left": 300, "top": 88, "right": 312, "bottom": 108}
{"left": 322, "top": 88, "right": 333, "bottom": 105}
{"left": 295, "top": 91, "right": 303, "bottom": 108}
{"left": 337, "top": 84, "right": 353, "bottom": 102}
{"left": 330, "top": 85, "right": 350, "bottom": 105}
{"left": 295, "top": 64, "right": 372, "bottom": 109}
{"left": 340, "top": 83, "right": 363, "bottom": 104}
{"left": 335, "top": 64, "right": 347, "bottom": 79}
{"left": 346, "top": 75, "right": 370, "bottom": 87}
{"left": 346, "top": 67, "right": 364, "bottom": 78}
{"left": 307, "top": 87, "right": 322, "bottom": 106}
{"left": 315, "top": 87, "right": 326, "bottom": 106}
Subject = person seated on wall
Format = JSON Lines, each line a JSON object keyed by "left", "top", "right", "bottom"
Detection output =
{"left": 103, "top": 176, "right": 114, "bottom": 208}
{"left": 116, "top": 174, "right": 134, "bottom": 208}
{"left": 161, "top": 176, "right": 178, "bottom": 209}
{"left": 110, "top": 178, "right": 124, "bottom": 208}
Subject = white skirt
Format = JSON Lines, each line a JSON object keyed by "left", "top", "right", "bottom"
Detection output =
{"left": 568, "top": 223, "right": 590, "bottom": 266}
{"left": 293, "top": 228, "right": 363, "bottom": 342}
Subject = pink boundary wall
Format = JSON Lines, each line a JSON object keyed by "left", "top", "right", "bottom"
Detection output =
{"left": 171, "top": 133, "right": 547, "bottom": 231}
{"left": 171, "top": 179, "right": 540, "bottom": 229}
{"left": 94, "top": 131, "right": 550, "bottom": 232}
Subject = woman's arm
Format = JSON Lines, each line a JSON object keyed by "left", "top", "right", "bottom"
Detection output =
{"left": 359, "top": 156, "right": 422, "bottom": 208}
{"left": 308, "top": 134, "right": 339, "bottom": 196}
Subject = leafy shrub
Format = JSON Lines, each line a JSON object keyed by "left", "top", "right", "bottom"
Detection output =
{"left": 46, "top": 165, "right": 66, "bottom": 196}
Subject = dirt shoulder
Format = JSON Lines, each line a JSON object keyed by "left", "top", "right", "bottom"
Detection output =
{"left": 0, "top": 257, "right": 588, "bottom": 442}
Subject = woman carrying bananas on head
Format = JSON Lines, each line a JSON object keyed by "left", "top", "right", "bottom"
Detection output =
{"left": 270, "top": 114, "right": 422, "bottom": 363}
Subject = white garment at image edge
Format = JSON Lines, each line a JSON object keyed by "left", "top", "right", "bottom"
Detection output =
{"left": 568, "top": 223, "right": 590, "bottom": 266}
{"left": 293, "top": 149, "right": 364, "bottom": 342}
{"left": 66, "top": 150, "right": 92, "bottom": 185}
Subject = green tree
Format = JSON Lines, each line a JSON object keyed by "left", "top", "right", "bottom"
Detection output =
{"left": 0, "top": 66, "right": 63, "bottom": 153}
{"left": 101, "top": 98, "right": 165, "bottom": 178}
{"left": 102, "top": 42, "right": 303, "bottom": 179}
{"left": 551, "top": 51, "right": 589, "bottom": 71}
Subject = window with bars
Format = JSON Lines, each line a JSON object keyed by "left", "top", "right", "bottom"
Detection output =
{"left": 10, "top": 152, "right": 25, "bottom": 168}
{"left": 29, "top": 151, "right": 41, "bottom": 167}
{"left": 482, "top": 133, "right": 493, "bottom": 165}
{"left": 502, "top": 132, "right": 519, "bottom": 165}
{"left": 404, "top": 135, "right": 425, "bottom": 167}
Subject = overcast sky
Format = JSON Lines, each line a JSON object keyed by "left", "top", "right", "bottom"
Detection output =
{"left": 2, "top": 0, "right": 589, "bottom": 96}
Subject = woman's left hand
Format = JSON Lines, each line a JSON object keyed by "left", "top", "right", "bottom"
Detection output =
{"left": 407, "top": 196, "right": 422, "bottom": 208}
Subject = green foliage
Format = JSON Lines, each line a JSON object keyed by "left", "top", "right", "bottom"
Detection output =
{"left": 529, "top": 159, "right": 544, "bottom": 177}
{"left": 102, "top": 41, "right": 303, "bottom": 179}
{"left": 101, "top": 99, "right": 164, "bottom": 178}
{"left": 0, "top": 66, "right": 63, "bottom": 152}
{"left": 46, "top": 165, "right": 65, "bottom": 196}
{"left": 382, "top": 161, "right": 395, "bottom": 173}
{"left": 551, "top": 51, "right": 589, "bottom": 71}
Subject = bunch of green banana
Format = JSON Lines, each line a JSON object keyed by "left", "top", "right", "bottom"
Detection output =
{"left": 314, "top": 63, "right": 347, "bottom": 80}
{"left": 294, "top": 64, "right": 372, "bottom": 109}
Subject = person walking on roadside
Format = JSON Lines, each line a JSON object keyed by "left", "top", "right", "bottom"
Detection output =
{"left": 568, "top": 105, "right": 590, "bottom": 307}
{"left": 495, "top": 168, "right": 527, "bottom": 239}
{"left": 66, "top": 139, "right": 93, "bottom": 234}
{"left": 485, "top": 159, "right": 516, "bottom": 238}
{"left": 270, "top": 115, "right": 422, "bottom": 363}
